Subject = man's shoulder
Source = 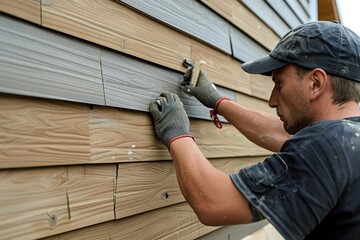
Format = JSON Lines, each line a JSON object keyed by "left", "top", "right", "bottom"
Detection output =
{"left": 293, "top": 116, "right": 360, "bottom": 139}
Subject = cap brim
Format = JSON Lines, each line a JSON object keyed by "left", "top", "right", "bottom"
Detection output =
{"left": 241, "top": 55, "right": 287, "bottom": 76}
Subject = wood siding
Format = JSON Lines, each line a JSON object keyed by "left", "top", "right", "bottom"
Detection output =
{"left": 0, "top": 0, "right": 315, "bottom": 239}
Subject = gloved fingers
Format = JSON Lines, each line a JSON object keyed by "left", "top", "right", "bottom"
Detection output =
{"left": 149, "top": 100, "right": 162, "bottom": 119}
{"left": 197, "top": 70, "right": 211, "bottom": 87}
{"left": 160, "top": 91, "right": 181, "bottom": 104}
{"left": 181, "top": 66, "right": 194, "bottom": 86}
{"left": 173, "top": 93, "right": 183, "bottom": 105}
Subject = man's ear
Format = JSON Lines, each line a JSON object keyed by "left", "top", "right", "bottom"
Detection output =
{"left": 309, "top": 68, "right": 328, "bottom": 100}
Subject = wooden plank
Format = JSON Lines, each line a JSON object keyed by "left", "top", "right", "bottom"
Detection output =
{"left": 236, "top": 92, "right": 276, "bottom": 115}
{"left": 230, "top": 26, "right": 269, "bottom": 62}
{"left": 191, "top": 40, "right": 252, "bottom": 95}
{"left": 0, "top": 94, "right": 91, "bottom": 169}
{"left": 89, "top": 106, "right": 271, "bottom": 164}
{"left": 198, "top": 220, "right": 269, "bottom": 240}
{"left": 285, "top": 0, "right": 310, "bottom": 23}
{"left": 250, "top": 74, "right": 274, "bottom": 101}
{"left": 0, "top": 94, "right": 268, "bottom": 168}
{"left": 241, "top": 0, "right": 290, "bottom": 37}
{"left": 318, "top": 0, "right": 340, "bottom": 22}
{"left": 115, "top": 157, "right": 265, "bottom": 219}
{"left": 115, "top": 161, "right": 184, "bottom": 219}
{"left": 266, "top": 0, "right": 302, "bottom": 28}
{"left": 118, "top": 0, "right": 231, "bottom": 54}
{"left": 0, "top": 165, "right": 115, "bottom": 240}
{"left": 0, "top": 0, "right": 41, "bottom": 24}
{"left": 0, "top": 14, "right": 105, "bottom": 105}
{"left": 42, "top": 202, "right": 218, "bottom": 240}
{"left": 41, "top": 0, "right": 191, "bottom": 73}
{"left": 100, "top": 49, "right": 235, "bottom": 121}
{"left": 201, "top": 0, "right": 279, "bottom": 51}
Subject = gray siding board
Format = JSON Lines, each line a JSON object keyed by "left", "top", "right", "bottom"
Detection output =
{"left": 242, "top": 0, "right": 291, "bottom": 37}
{"left": 299, "top": 0, "right": 310, "bottom": 16}
{"left": 0, "top": 13, "right": 234, "bottom": 121}
{"left": 266, "top": 0, "right": 302, "bottom": 28}
{"left": 285, "top": 0, "right": 310, "bottom": 23}
{"left": 230, "top": 26, "right": 269, "bottom": 62}
{"left": 0, "top": 14, "right": 105, "bottom": 105}
{"left": 101, "top": 50, "right": 234, "bottom": 121}
{"left": 117, "top": 0, "right": 231, "bottom": 54}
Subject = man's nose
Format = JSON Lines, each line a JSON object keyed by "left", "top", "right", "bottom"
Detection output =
{"left": 268, "top": 88, "right": 278, "bottom": 108}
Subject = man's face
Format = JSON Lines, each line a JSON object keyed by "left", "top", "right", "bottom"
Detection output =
{"left": 269, "top": 65, "right": 315, "bottom": 134}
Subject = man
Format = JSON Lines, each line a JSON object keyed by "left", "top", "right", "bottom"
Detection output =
{"left": 149, "top": 21, "right": 360, "bottom": 239}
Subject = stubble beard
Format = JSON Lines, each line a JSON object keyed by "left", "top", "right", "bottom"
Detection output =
{"left": 283, "top": 91, "right": 315, "bottom": 135}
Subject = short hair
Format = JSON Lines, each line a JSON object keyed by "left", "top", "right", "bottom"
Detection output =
{"left": 294, "top": 65, "right": 360, "bottom": 105}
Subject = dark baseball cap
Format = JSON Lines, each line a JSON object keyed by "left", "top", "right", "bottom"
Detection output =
{"left": 241, "top": 21, "right": 360, "bottom": 82}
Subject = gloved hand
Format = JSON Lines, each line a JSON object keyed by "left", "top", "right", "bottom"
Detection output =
{"left": 181, "top": 67, "right": 222, "bottom": 109}
{"left": 149, "top": 92, "right": 193, "bottom": 148}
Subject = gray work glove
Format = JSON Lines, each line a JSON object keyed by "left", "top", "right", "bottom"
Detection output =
{"left": 181, "top": 67, "right": 222, "bottom": 109}
{"left": 149, "top": 92, "right": 193, "bottom": 148}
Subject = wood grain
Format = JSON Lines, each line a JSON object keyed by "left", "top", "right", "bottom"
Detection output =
{"left": 101, "top": 49, "right": 234, "bottom": 121}
{"left": 118, "top": 0, "right": 231, "bottom": 54}
{"left": 201, "top": 0, "right": 279, "bottom": 50}
{"left": 250, "top": 74, "right": 274, "bottom": 101}
{"left": 0, "top": 94, "right": 91, "bottom": 168}
{"left": 89, "top": 106, "right": 271, "bottom": 163}
{"left": 0, "top": 165, "right": 115, "bottom": 240}
{"left": 42, "top": 0, "right": 191, "bottom": 72}
{"left": 0, "top": 0, "right": 41, "bottom": 24}
{"left": 43, "top": 202, "right": 218, "bottom": 240}
{"left": 115, "top": 157, "right": 265, "bottom": 219}
{"left": 191, "top": 40, "right": 252, "bottom": 95}
{"left": 0, "top": 14, "right": 104, "bottom": 105}
{"left": 236, "top": 92, "right": 276, "bottom": 115}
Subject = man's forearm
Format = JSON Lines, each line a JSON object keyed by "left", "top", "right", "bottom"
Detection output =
{"left": 168, "top": 137, "right": 252, "bottom": 226}
{"left": 217, "top": 100, "right": 290, "bottom": 152}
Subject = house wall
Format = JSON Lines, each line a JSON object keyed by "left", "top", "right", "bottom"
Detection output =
{"left": 0, "top": 0, "right": 315, "bottom": 239}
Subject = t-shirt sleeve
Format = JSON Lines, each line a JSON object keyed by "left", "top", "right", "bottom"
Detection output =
{"left": 230, "top": 131, "right": 345, "bottom": 240}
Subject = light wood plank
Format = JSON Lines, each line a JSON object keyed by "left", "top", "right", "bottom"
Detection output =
{"left": 0, "top": 94, "right": 268, "bottom": 168}
{"left": 250, "top": 74, "right": 274, "bottom": 101}
{"left": 115, "top": 161, "right": 183, "bottom": 219}
{"left": 115, "top": 157, "right": 265, "bottom": 219}
{"left": 0, "top": 94, "right": 91, "bottom": 168}
{"left": 241, "top": 0, "right": 290, "bottom": 37}
{"left": 201, "top": 0, "right": 279, "bottom": 50}
{"left": 89, "top": 106, "right": 271, "bottom": 164}
{"left": 0, "top": 165, "right": 115, "bottom": 240}
{"left": 101, "top": 49, "right": 234, "bottom": 121}
{"left": 236, "top": 92, "right": 276, "bottom": 115}
{"left": 198, "top": 220, "right": 269, "bottom": 240}
{"left": 43, "top": 202, "right": 218, "bottom": 240}
{"left": 191, "top": 40, "right": 252, "bottom": 95}
{"left": 118, "top": 0, "right": 231, "bottom": 54}
{"left": 41, "top": 0, "right": 191, "bottom": 72}
{"left": 0, "top": 14, "right": 104, "bottom": 105}
{"left": 0, "top": 0, "right": 41, "bottom": 24}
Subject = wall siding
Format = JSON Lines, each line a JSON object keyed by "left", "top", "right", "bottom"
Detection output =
{"left": 0, "top": 0, "right": 316, "bottom": 238}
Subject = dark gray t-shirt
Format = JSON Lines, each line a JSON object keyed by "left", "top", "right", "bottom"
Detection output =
{"left": 230, "top": 117, "right": 360, "bottom": 240}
